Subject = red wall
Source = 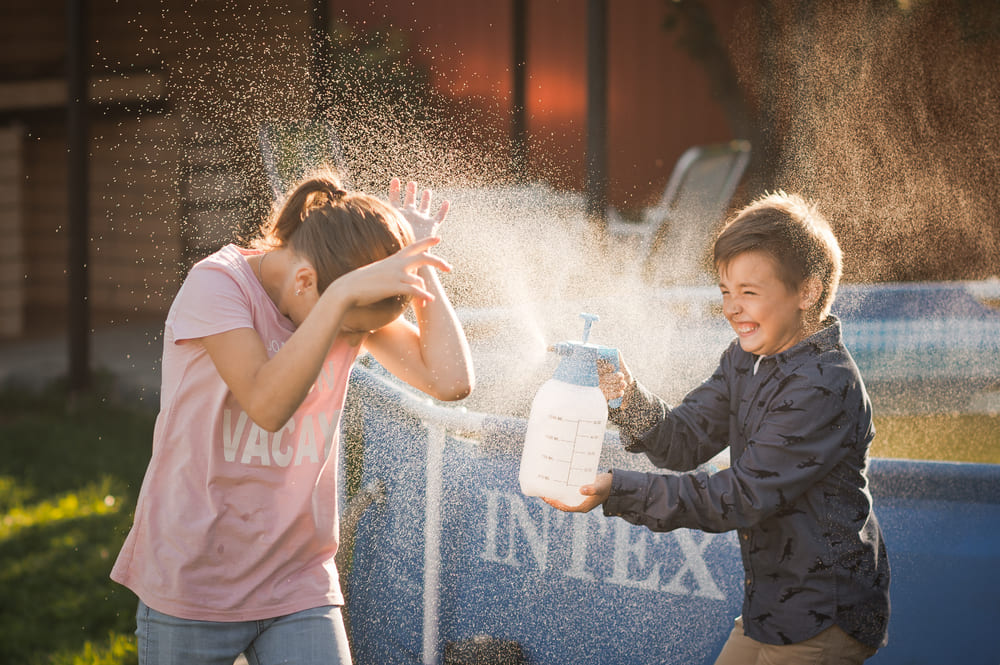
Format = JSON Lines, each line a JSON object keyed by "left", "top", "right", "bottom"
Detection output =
{"left": 328, "top": 0, "right": 736, "bottom": 212}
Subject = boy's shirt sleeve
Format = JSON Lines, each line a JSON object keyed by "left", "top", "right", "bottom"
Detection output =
{"left": 605, "top": 362, "right": 868, "bottom": 534}
{"left": 608, "top": 380, "right": 668, "bottom": 444}
{"left": 610, "top": 350, "right": 733, "bottom": 472}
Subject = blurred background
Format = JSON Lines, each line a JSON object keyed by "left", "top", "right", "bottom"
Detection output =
{"left": 1, "top": 0, "right": 998, "bottom": 343}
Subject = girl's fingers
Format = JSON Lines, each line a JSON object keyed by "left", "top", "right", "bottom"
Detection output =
{"left": 419, "top": 188, "right": 432, "bottom": 214}
{"left": 388, "top": 178, "right": 402, "bottom": 207}
{"left": 389, "top": 180, "right": 448, "bottom": 231}
{"left": 434, "top": 199, "right": 450, "bottom": 224}
{"left": 355, "top": 262, "right": 436, "bottom": 305}
{"left": 409, "top": 286, "right": 435, "bottom": 305}
{"left": 397, "top": 236, "right": 442, "bottom": 256}
{"left": 391, "top": 271, "right": 435, "bottom": 304}
{"left": 391, "top": 238, "right": 452, "bottom": 273}
{"left": 402, "top": 272, "right": 430, "bottom": 294}
{"left": 413, "top": 252, "right": 452, "bottom": 274}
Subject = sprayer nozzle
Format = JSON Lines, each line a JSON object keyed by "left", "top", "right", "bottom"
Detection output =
{"left": 550, "top": 342, "right": 575, "bottom": 357}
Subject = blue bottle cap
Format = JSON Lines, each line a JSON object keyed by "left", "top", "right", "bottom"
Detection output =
{"left": 549, "top": 313, "right": 622, "bottom": 407}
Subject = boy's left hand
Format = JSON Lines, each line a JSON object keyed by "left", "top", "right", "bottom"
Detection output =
{"left": 389, "top": 178, "right": 449, "bottom": 241}
{"left": 542, "top": 472, "right": 613, "bottom": 513}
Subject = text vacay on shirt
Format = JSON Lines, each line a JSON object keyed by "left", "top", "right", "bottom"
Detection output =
{"left": 222, "top": 409, "right": 340, "bottom": 467}
{"left": 221, "top": 356, "right": 344, "bottom": 467}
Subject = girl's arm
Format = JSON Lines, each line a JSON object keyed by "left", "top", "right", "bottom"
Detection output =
{"left": 364, "top": 264, "right": 474, "bottom": 401}
{"left": 203, "top": 238, "right": 449, "bottom": 432}
{"left": 364, "top": 180, "right": 475, "bottom": 401}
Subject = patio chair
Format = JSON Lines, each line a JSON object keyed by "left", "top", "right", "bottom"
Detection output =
{"left": 608, "top": 139, "right": 751, "bottom": 285}
{"left": 258, "top": 118, "right": 348, "bottom": 202}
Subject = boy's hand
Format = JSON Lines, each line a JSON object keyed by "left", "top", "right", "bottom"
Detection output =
{"left": 389, "top": 178, "right": 449, "bottom": 241}
{"left": 542, "top": 472, "right": 612, "bottom": 513}
{"left": 597, "top": 353, "right": 634, "bottom": 407}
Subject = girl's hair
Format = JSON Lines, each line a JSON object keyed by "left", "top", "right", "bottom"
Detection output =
{"left": 713, "top": 191, "right": 843, "bottom": 319}
{"left": 254, "top": 168, "right": 415, "bottom": 303}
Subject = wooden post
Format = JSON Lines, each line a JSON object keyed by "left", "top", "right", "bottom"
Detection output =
{"left": 511, "top": 0, "right": 529, "bottom": 180}
{"left": 585, "top": 0, "right": 608, "bottom": 232}
{"left": 311, "top": 0, "right": 332, "bottom": 118}
{"left": 67, "top": 0, "right": 91, "bottom": 394}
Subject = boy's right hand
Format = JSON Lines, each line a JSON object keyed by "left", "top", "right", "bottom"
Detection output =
{"left": 597, "top": 353, "right": 634, "bottom": 407}
{"left": 543, "top": 472, "right": 613, "bottom": 513}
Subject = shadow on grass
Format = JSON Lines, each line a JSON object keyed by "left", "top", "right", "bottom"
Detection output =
{"left": 0, "top": 380, "right": 153, "bottom": 665}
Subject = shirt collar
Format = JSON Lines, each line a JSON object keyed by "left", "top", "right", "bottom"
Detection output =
{"left": 771, "top": 315, "right": 843, "bottom": 367}
{"left": 749, "top": 316, "right": 843, "bottom": 373}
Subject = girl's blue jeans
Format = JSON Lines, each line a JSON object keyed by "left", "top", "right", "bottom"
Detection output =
{"left": 135, "top": 600, "right": 352, "bottom": 665}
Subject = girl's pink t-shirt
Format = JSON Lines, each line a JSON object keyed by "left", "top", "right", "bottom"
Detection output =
{"left": 111, "top": 244, "right": 360, "bottom": 621}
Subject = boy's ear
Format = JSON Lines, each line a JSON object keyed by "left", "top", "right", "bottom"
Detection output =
{"left": 800, "top": 276, "right": 823, "bottom": 311}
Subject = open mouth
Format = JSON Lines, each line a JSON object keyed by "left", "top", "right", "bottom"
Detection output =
{"left": 734, "top": 322, "right": 759, "bottom": 336}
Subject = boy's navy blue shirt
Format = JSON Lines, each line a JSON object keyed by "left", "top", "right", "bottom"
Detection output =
{"left": 605, "top": 317, "right": 890, "bottom": 648}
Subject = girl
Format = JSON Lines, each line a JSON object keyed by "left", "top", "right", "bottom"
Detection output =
{"left": 111, "top": 172, "right": 474, "bottom": 665}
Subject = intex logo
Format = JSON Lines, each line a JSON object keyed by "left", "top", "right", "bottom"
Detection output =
{"left": 479, "top": 489, "right": 728, "bottom": 600}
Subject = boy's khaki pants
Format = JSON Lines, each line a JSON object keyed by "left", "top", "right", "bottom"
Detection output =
{"left": 713, "top": 616, "right": 877, "bottom": 665}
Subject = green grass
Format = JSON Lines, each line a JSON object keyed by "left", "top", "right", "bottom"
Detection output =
{"left": 0, "top": 380, "right": 995, "bottom": 664}
{"left": 0, "top": 382, "right": 151, "bottom": 665}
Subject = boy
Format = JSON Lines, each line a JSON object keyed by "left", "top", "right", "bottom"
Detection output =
{"left": 546, "top": 192, "right": 889, "bottom": 664}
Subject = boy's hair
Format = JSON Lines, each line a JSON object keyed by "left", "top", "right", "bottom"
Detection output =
{"left": 254, "top": 167, "right": 415, "bottom": 306}
{"left": 713, "top": 191, "right": 842, "bottom": 319}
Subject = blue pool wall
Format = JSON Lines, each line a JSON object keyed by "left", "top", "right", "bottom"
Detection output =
{"left": 343, "top": 366, "right": 999, "bottom": 665}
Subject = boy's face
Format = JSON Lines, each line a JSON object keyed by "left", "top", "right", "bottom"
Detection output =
{"left": 718, "top": 251, "right": 812, "bottom": 357}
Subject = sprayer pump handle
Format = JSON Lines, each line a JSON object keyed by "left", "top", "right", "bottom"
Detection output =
{"left": 579, "top": 313, "right": 600, "bottom": 343}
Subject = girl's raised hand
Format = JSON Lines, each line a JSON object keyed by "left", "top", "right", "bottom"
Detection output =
{"left": 335, "top": 236, "right": 452, "bottom": 308}
{"left": 389, "top": 178, "right": 449, "bottom": 240}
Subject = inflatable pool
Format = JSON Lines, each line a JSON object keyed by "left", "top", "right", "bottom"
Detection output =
{"left": 341, "top": 363, "right": 999, "bottom": 665}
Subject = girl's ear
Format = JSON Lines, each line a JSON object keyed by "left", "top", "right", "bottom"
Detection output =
{"left": 800, "top": 276, "right": 823, "bottom": 312}
{"left": 293, "top": 263, "right": 317, "bottom": 296}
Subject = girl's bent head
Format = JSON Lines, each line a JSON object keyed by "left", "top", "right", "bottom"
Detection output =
{"left": 256, "top": 168, "right": 416, "bottom": 308}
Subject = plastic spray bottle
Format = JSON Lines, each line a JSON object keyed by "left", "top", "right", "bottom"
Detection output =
{"left": 518, "top": 313, "right": 621, "bottom": 507}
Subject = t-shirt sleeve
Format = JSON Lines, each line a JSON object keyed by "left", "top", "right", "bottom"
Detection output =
{"left": 168, "top": 262, "right": 255, "bottom": 343}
